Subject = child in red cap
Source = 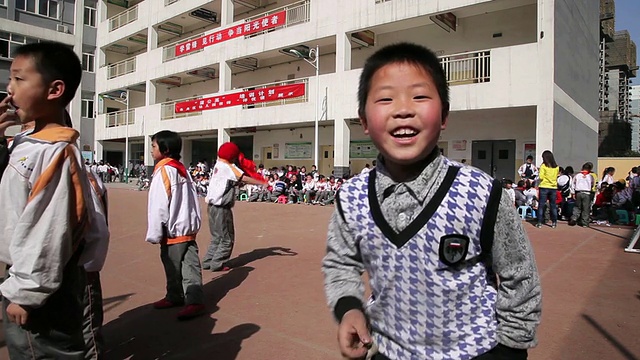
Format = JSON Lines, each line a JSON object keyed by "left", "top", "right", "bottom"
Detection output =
{"left": 203, "top": 142, "right": 266, "bottom": 271}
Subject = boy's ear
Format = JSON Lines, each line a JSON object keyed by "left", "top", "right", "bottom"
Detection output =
{"left": 359, "top": 112, "right": 369, "bottom": 135}
{"left": 47, "top": 80, "right": 65, "bottom": 101}
{"left": 441, "top": 102, "right": 450, "bottom": 130}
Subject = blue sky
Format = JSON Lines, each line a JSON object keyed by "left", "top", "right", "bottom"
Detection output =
{"left": 614, "top": 0, "right": 639, "bottom": 83}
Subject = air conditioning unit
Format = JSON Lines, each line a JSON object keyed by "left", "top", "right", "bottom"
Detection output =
{"left": 56, "top": 24, "right": 69, "bottom": 33}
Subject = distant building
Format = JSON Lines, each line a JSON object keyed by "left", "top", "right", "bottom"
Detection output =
{"left": 630, "top": 85, "right": 640, "bottom": 152}
{"left": 598, "top": 0, "right": 638, "bottom": 155}
{"left": 0, "top": 0, "right": 97, "bottom": 157}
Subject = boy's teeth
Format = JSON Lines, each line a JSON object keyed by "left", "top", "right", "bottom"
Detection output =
{"left": 393, "top": 128, "right": 416, "bottom": 136}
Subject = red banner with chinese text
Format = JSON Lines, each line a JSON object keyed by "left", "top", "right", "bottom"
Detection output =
{"left": 175, "top": 11, "right": 287, "bottom": 56}
{"left": 175, "top": 83, "right": 306, "bottom": 113}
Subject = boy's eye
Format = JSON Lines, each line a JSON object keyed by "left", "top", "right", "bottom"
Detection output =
{"left": 376, "top": 98, "right": 392, "bottom": 102}
{"left": 414, "top": 95, "right": 429, "bottom": 100}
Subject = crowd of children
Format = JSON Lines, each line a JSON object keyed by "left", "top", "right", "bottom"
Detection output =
{"left": 504, "top": 154, "right": 640, "bottom": 228}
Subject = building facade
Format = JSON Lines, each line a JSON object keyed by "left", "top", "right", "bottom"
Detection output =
{"left": 95, "top": 0, "right": 600, "bottom": 179}
{"left": 630, "top": 84, "right": 640, "bottom": 152}
{"left": 0, "top": 0, "right": 97, "bottom": 152}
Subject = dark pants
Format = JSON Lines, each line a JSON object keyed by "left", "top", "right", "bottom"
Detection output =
{"left": 372, "top": 344, "right": 527, "bottom": 360}
{"left": 160, "top": 241, "right": 205, "bottom": 305}
{"left": 3, "top": 263, "right": 86, "bottom": 360}
{"left": 203, "top": 205, "right": 235, "bottom": 271}
{"left": 571, "top": 192, "right": 592, "bottom": 226}
{"left": 537, "top": 187, "right": 557, "bottom": 224}
{"left": 83, "top": 271, "right": 104, "bottom": 360}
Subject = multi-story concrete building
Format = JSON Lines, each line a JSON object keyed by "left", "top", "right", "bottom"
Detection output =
{"left": 0, "top": 0, "right": 97, "bottom": 154}
{"left": 95, "top": 0, "right": 600, "bottom": 179}
{"left": 630, "top": 84, "right": 640, "bottom": 152}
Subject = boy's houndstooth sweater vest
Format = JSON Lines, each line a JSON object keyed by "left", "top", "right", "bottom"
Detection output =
{"left": 336, "top": 160, "right": 500, "bottom": 360}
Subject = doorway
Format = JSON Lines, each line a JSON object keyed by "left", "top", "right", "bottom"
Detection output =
{"left": 319, "top": 145, "right": 334, "bottom": 176}
{"left": 471, "top": 140, "right": 516, "bottom": 180}
{"left": 261, "top": 146, "right": 273, "bottom": 167}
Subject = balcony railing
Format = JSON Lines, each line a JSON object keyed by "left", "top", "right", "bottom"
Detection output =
{"left": 244, "top": 0, "right": 310, "bottom": 38}
{"left": 439, "top": 50, "right": 491, "bottom": 85}
{"left": 242, "top": 78, "right": 308, "bottom": 109}
{"left": 162, "top": 0, "right": 310, "bottom": 62}
{"left": 107, "top": 57, "right": 136, "bottom": 79}
{"left": 106, "top": 109, "right": 135, "bottom": 127}
{"left": 162, "top": 32, "right": 206, "bottom": 62}
{"left": 109, "top": 5, "right": 138, "bottom": 32}
{"left": 161, "top": 95, "right": 202, "bottom": 120}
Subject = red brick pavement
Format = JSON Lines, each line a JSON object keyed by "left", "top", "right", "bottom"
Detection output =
{"left": 0, "top": 186, "right": 639, "bottom": 359}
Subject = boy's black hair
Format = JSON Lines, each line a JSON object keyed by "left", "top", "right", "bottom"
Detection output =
{"left": 14, "top": 42, "right": 82, "bottom": 106}
{"left": 152, "top": 130, "right": 182, "bottom": 161}
{"left": 357, "top": 42, "right": 449, "bottom": 118}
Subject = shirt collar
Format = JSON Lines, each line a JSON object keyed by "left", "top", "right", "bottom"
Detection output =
{"left": 375, "top": 147, "right": 444, "bottom": 203}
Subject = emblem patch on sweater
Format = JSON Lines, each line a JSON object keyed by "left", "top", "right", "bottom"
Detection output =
{"left": 438, "top": 234, "right": 470, "bottom": 266}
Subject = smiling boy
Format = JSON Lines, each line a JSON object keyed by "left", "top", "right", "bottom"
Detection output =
{"left": 322, "top": 43, "right": 542, "bottom": 360}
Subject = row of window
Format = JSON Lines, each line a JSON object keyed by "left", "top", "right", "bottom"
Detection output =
{"left": 0, "top": 91, "right": 94, "bottom": 118}
{"left": 0, "top": 31, "right": 95, "bottom": 73}
{"left": 4, "top": 0, "right": 97, "bottom": 28}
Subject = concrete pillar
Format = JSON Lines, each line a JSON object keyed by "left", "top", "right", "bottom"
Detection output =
{"left": 333, "top": 118, "right": 351, "bottom": 178}
{"left": 336, "top": 32, "right": 352, "bottom": 72}
{"left": 181, "top": 139, "right": 193, "bottom": 167}
{"left": 146, "top": 80, "right": 157, "bottom": 106}
{"left": 98, "top": 0, "right": 108, "bottom": 22}
{"left": 217, "top": 128, "right": 230, "bottom": 150}
{"left": 220, "top": 0, "right": 234, "bottom": 26}
{"left": 535, "top": 0, "right": 555, "bottom": 162}
{"left": 219, "top": 61, "right": 232, "bottom": 93}
{"left": 144, "top": 134, "right": 153, "bottom": 174}
{"left": 94, "top": 140, "right": 104, "bottom": 162}
{"left": 147, "top": 26, "right": 158, "bottom": 51}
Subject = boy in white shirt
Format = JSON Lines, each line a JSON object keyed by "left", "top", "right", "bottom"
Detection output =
{"left": 204, "top": 142, "right": 266, "bottom": 271}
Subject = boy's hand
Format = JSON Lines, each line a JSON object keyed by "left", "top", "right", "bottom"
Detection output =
{"left": 0, "top": 95, "right": 19, "bottom": 136}
{"left": 6, "top": 303, "right": 29, "bottom": 325}
{"left": 337, "top": 309, "right": 372, "bottom": 359}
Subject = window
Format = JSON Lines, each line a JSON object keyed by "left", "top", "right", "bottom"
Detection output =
{"left": 0, "top": 0, "right": 6, "bottom": 7}
{"left": 0, "top": 32, "right": 38, "bottom": 59}
{"left": 82, "top": 52, "right": 95, "bottom": 72}
{"left": 81, "top": 99, "right": 95, "bottom": 118}
{"left": 16, "top": 0, "right": 58, "bottom": 18}
{"left": 84, "top": 6, "right": 97, "bottom": 27}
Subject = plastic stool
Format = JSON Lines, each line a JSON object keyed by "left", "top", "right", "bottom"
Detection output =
{"left": 276, "top": 195, "right": 288, "bottom": 204}
{"left": 517, "top": 206, "right": 533, "bottom": 219}
{"left": 636, "top": 214, "right": 640, "bottom": 226}
{"left": 239, "top": 193, "right": 248, "bottom": 201}
{"left": 616, "top": 209, "right": 630, "bottom": 225}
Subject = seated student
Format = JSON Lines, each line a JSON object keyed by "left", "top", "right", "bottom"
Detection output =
{"left": 315, "top": 175, "right": 330, "bottom": 204}
{"left": 514, "top": 180, "right": 527, "bottom": 207}
{"left": 287, "top": 174, "right": 302, "bottom": 204}
{"left": 593, "top": 184, "right": 617, "bottom": 225}
{"left": 612, "top": 181, "right": 633, "bottom": 213}
{"left": 301, "top": 174, "right": 317, "bottom": 204}
{"left": 269, "top": 176, "right": 288, "bottom": 202}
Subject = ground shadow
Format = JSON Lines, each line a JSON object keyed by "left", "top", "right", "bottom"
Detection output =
{"left": 226, "top": 246, "right": 298, "bottom": 268}
{"left": 582, "top": 314, "right": 639, "bottom": 360}
{"left": 103, "top": 293, "right": 135, "bottom": 313}
{"left": 103, "top": 266, "right": 257, "bottom": 359}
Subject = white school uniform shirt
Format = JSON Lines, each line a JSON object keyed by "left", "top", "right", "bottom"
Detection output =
{"left": 81, "top": 166, "right": 110, "bottom": 272}
{"left": 145, "top": 158, "right": 201, "bottom": 245}
{"left": 0, "top": 127, "right": 107, "bottom": 307}
{"left": 573, "top": 172, "right": 594, "bottom": 193}
{"left": 316, "top": 180, "right": 328, "bottom": 191}
{"left": 302, "top": 180, "right": 316, "bottom": 191}
{"left": 205, "top": 159, "right": 243, "bottom": 206}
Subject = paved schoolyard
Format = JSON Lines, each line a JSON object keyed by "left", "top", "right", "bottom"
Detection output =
{"left": 1, "top": 184, "right": 640, "bottom": 359}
